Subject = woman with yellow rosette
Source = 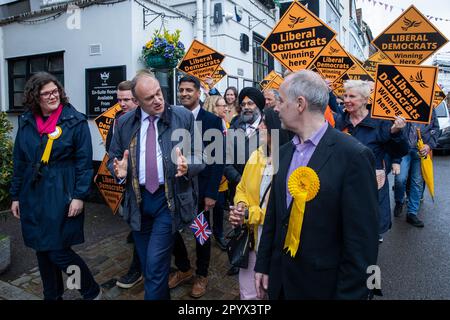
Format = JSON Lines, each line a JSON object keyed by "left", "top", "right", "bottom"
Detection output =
{"left": 229, "top": 110, "right": 276, "bottom": 300}
{"left": 10, "top": 72, "right": 100, "bottom": 300}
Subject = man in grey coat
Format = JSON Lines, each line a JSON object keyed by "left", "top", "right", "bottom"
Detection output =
{"left": 108, "top": 72, "right": 204, "bottom": 300}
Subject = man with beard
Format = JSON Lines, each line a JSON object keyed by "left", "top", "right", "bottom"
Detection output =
{"left": 224, "top": 87, "right": 266, "bottom": 201}
{"left": 223, "top": 87, "right": 266, "bottom": 276}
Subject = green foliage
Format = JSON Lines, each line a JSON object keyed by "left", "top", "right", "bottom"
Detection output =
{"left": 141, "top": 29, "right": 185, "bottom": 63}
{"left": 0, "top": 112, "right": 13, "bottom": 211}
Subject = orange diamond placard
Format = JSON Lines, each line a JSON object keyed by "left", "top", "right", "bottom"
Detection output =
{"left": 363, "top": 51, "right": 394, "bottom": 80}
{"left": 332, "top": 57, "right": 374, "bottom": 98}
{"left": 372, "top": 64, "right": 438, "bottom": 124}
{"left": 260, "top": 71, "right": 279, "bottom": 90}
{"left": 94, "top": 103, "right": 122, "bottom": 143}
{"left": 260, "top": 71, "right": 283, "bottom": 91}
{"left": 264, "top": 74, "right": 284, "bottom": 91}
{"left": 262, "top": 1, "right": 336, "bottom": 71}
{"left": 311, "top": 39, "right": 354, "bottom": 84}
{"left": 178, "top": 40, "right": 225, "bottom": 83}
{"left": 372, "top": 5, "right": 448, "bottom": 65}
{"left": 201, "top": 66, "right": 227, "bottom": 90}
{"left": 95, "top": 154, "right": 125, "bottom": 215}
{"left": 433, "top": 84, "right": 446, "bottom": 108}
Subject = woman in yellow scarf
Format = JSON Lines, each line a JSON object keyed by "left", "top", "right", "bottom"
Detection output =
{"left": 229, "top": 109, "right": 275, "bottom": 300}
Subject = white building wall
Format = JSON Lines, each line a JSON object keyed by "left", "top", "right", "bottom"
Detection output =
{"left": 130, "top": 0, "right": 195, "bottom": 74}
{"left": 208, "top": 0, "right": 277, "bottom": 93}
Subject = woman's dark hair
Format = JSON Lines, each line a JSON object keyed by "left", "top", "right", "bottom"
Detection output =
{"left": 23, "top": 72, "right": 68, "bottom": 115}
{"left": 263, "top": 107, "right": 294, "bottom": 146}
{"left": 224, "top": 86, "right": 241, "bottom": 114}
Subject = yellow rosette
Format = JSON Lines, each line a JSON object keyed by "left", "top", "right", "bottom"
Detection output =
{"left": 41, "top": 126, "right": 62, "bottom": 164}
{"left": 284, "top": 166, "right": 320, "bottom": 258}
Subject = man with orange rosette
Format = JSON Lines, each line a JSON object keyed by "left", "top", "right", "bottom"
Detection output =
{"left": 254, "top": 70, "right": 379, "bottom": 300}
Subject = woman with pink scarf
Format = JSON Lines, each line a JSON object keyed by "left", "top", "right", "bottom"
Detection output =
{"left": 10, "top": 72, "right": 101, "bottom": 300}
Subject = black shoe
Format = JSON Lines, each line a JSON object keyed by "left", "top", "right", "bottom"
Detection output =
{"left": 393, "top": 202, "right": 403, "bottom": 217}
{"left": 215, "top": 236, "right": 228, "bottom": 251}
{"left": 406, "top": 214, "right": 424, "bottom": 228}
{"left": 116, "top": 271, "right": 143, "bottom": 289}
{"left": 226, "top": 266, "right": 239, "bottom": 276}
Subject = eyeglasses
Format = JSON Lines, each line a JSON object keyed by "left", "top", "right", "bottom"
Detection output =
{"left": 40, "top": 88, "right": 59, "bottom": 99}
{"left": 240, "top": 101, "right": 256, "bottom": 108}
{"left": 215, "top": 104, "right": 228, "bottom": 108}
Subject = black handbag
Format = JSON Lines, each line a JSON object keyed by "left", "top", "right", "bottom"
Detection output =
{"left": 226, "top": 182, "right": 272, "bottom": 269}
{"left": 226, "top": 224, "right": 251, "bottom": 269}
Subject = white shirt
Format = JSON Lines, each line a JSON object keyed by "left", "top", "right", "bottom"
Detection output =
{"left": 245, "top": 114, "right": 261, "bottom": 137}
{"left": 139, "top": 109, "right": 165, "bottom": 185}
{"left": 191, "top": 104, "right": 201, "bottom": 119}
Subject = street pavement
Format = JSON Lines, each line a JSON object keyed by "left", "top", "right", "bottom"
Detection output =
{"left": 377, "top": 153, "right": 450, "bottom": 299}
{"left": 1, "top": 154, "right": 450, "bottom": 300}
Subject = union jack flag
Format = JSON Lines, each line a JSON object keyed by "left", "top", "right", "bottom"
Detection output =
{"left": 190, "top": 211, "right": 212, "bottom": 245}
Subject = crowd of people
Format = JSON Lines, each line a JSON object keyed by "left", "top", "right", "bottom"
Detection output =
{"left": 9, "top": 68, "right": 439, "bottom": 300}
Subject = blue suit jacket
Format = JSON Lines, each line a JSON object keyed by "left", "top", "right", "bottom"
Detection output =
{"left": 195, "top": 107, "right": 225, "bottom": 201}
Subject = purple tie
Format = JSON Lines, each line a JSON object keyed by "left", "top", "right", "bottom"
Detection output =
{"left": 145, "top": 115, "right": 159, "bottom": 193}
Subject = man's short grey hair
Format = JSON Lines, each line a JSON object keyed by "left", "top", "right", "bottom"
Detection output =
{"left": 267, "top": 89, "right": 281, "bottom": 102}
{"left": 343, "top": 80, "right": 374, "bottom": 100}
{"left": 130, "top": 71, "right": 158, "bottom": 98}
{"left": 284, "top": 70, "right": 329, "bottom": 114}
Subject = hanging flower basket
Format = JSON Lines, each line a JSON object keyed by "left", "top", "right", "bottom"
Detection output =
{"left": 141, "top": 29, "right": 185, "bottom": 70}
{"left": 146, "top": 55, "right": 178, "bottom": 69}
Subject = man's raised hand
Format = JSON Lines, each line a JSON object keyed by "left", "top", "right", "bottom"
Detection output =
{"left": 113, "top": 150, "right": 129, "bottom": 179}
{"left": 175, "top": 147, "right": 188, "bottom": 177}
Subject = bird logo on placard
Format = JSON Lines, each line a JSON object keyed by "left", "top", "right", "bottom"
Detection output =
{"left": 402, "top": 17, "right": 422, "bottom": 31}
{"left": 410, "top": 71, "right": 428, "bottom": 88}
{"left": 193, "top": 48, "right": 205, "bottom": 56}
{"left": 288, "top": 15, "right": 306, "bottom": 28}
{"left": 328, "top": 47, "right": 340, "bottom": 55}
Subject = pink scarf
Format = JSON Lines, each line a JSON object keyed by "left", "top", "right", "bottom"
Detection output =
{"left": 35, "top": 104, "right": 63, "bottom": 136}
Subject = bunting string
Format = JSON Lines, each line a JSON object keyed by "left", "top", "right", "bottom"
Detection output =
{"left": 356, "top": 0, "right": 450, "bottom": 22}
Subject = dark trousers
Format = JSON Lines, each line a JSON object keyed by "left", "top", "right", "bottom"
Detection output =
{"left": 133, "top": 186, "right": 173, "bottom": 300}
{"left": 36, "top": 248, "right": 99, "bottom": 300}
{"left": 173, "top": 199, "right": 211, "bottom": 277}
{"left": 126, "top": 231, "right": 142, "bottom": 274}
{"left": 212, "top": 192, "right": 226, "bottom": 239}
{"left": 129, "top": 245, "right": 141, "bottom": 274}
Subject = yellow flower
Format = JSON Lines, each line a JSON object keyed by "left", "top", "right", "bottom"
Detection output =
{"left": 146, "top": 40, "right": 153, "bottom": 49}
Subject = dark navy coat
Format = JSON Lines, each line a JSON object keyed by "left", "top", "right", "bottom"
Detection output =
{"left": 334, "top": 112, "right": 408, "bottom": 234}
{"left": 195, "top": 107, "right": 224, "bottom": 201}
{"left": 10, "top": 104, "right": 93, "bottom": 251}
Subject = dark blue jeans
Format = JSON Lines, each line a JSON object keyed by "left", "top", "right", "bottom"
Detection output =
{"left": 133, "top": 186, "right": 173, "bottom": 300}
{"left": 36, "top": 248, "right": 100, "bottom": 300}
{"left": 394, "top": 150, "right": 424, "bottom": 215}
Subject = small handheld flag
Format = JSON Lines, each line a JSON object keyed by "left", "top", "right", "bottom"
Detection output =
{"left": 190, "top": 211, "right": 212, "bottom": 245}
